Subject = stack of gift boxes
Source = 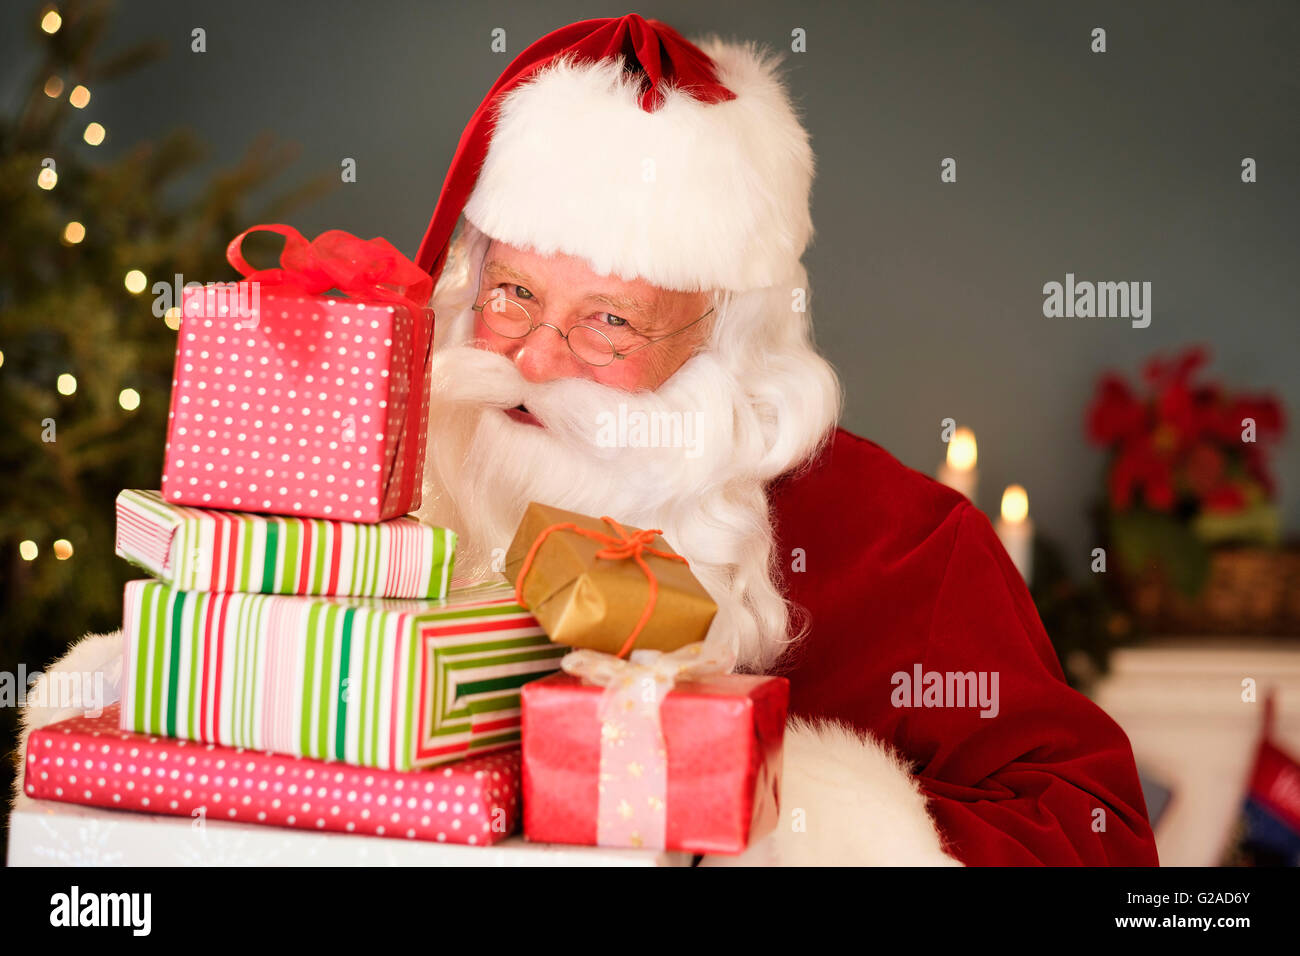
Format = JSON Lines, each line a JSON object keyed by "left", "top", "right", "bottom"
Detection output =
{"left": 22, "top": 226, "right": 789, "bottom": 857}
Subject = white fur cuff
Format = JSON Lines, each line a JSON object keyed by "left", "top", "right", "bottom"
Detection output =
{"left": 701, "top": 717, "right": 963, "bottom": 866}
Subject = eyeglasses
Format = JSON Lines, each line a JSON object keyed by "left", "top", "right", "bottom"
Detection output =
{"left": 471, "top": 268, "right": 715, "bottom": 368}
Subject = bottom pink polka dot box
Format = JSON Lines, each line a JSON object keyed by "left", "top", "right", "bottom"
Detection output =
{"left": 24, "top": 703, "right": 520, "bottom": 846}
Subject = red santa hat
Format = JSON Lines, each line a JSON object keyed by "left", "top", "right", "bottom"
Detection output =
{"left": 414, "top": 14, "right": 814, "bottom": 294}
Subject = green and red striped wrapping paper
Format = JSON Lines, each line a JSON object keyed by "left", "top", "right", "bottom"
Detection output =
{"left": 120, "top": 579, "right": 566, "bottom": 771}
{"left": 116, "top": 490, "right": 456, "bottom": 599}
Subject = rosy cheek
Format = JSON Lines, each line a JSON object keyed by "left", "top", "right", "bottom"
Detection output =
{"left": 591, "top": 355, "right": 661, "bottom": 392}
{"left": 474, "top": 316, "right": 511, "bottom": 353}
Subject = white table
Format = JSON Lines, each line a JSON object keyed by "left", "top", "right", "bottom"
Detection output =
{"left": 7, "top": 793, "right": 691, "bottom": 867}
{"left": 1089, "top": 636, "right": 1300, "bottom": 867}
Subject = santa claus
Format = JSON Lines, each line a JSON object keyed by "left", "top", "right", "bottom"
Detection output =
{"left": 408, "top": 15, "right": 1159, "bottom": 866}
{"left": 16, "top": 14, "right": 1159, "bottom": 866}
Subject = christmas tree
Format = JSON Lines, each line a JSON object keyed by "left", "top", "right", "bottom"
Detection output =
{"left": 0, "top": 0, "right": 330, "bottom": 854}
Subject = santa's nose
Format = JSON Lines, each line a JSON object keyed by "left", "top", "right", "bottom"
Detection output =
{"left": 501, "top": 327, "right": 589, "bottom": 383}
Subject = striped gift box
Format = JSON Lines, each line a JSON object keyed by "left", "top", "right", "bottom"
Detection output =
{"left": 116, "top": 489, "right": 456, "bottom": 599}
{"left": 120, "top": 579, "right": 566, "bottom": 771}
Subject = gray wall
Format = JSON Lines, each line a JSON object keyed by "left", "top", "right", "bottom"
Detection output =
{"left": 5, "top": 0, "right": 1296, "bottom": 570}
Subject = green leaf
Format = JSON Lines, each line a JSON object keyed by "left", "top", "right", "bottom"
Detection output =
{"left": 1110, "top": 509, "right": 1211, "bottom": 597}
{"left": 1193, "top": 502, "right": 1281, "bottom": 547}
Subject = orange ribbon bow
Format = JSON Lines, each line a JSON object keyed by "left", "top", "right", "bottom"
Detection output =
{"left": 514, "top": 516, "right": 689, "bottom": 659}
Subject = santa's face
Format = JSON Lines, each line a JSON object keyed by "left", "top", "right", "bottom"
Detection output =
{"left": 472, "top": 240, "right": 715, "bottom": 413}
{"left": 418, "top": 224, "right": 837, "bottom": 671}
{"left": 419, "top": 234, "right": 734, "bottom": 571}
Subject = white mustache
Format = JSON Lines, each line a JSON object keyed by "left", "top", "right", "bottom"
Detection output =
{"left": 428, "top": 345, "right": 527, "bottom": 409}
{"left": 428, "top": 344, "right": 701, "bottom": 458}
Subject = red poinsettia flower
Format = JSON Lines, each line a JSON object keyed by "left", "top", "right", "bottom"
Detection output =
{"left": 1088, "top": 345, "right": 1286, "bottom": 513}
{"left": 1142, "top": 345, "right": 1209, "bottom": 389}
{"left": 1183, "top": 442, "right": 1226, "bottom": 498}
{"left": 1241, "top": 441, "right": 1277, "bottom": 498}
{"left": 1229, "top": 395, "right": 1286, "bottom": 440}
{"left": 1086, "top": 374, "right": 1147, "bottom": 446}
{"left": 1109, "top": 433, "right": 1176, "bottom": 512}
{"left": 1203, "top": 484, "right": 1247, "bottom": 513}
{"left": 1150, "top": 347, "right": 1219, "bottom": 452}
{"left": 1189, "top": 384, "right": 1227, "bottom": 441}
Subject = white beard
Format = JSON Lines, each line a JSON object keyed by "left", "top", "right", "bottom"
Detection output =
{"left": 415, "top": 226, "right": 841, "bottom": 672}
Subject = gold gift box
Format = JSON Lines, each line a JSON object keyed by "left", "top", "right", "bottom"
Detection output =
{"left": 504, "top": 502, "right": 717, "bottom": 655}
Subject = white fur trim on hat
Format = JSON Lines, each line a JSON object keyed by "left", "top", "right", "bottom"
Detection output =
{"left": 463, "top": 38, "right": 814, "bottom": 293}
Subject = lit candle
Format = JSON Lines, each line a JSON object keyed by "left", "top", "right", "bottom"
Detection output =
{"left": 936, "top": 427, "right": 978, "bottom": 503}
{"left": 996, "top": 484, "right": 1034, "bottom": 586}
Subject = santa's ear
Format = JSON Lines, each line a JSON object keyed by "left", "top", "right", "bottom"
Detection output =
{"left": 701, "top": 716, "right": 963, "bottom": 866}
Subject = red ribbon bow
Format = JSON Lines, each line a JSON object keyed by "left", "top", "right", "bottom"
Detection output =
{"left": 514, "top": 516, "right": 689, "bottom": 659}
{"left": 222, "top": 223, "right": 435, "bottom": 516}
{"left": 227, "top": 223, "right": 433, "bottom": 316}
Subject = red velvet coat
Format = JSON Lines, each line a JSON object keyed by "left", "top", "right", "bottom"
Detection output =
{"left": 768, "top": 428, "right": 1160, "bottom": 866}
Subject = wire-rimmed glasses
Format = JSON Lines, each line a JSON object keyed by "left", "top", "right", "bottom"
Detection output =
{"left": 471, "top": 270, "right": 715, "bottom": 368}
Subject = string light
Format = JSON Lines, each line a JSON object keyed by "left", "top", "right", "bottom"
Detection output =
{"left": 62, "top": 221, "right": 85, "bottom": 244}
{"left": 69, "top": 85, "right": 91, "bottom": 109}
{"left": 118, "top": 388, "right": 141, "bottom": 411}
{"left": 57, "top": 372, "right": 77, "bottom": 395}
{"left": 44, "top": 76, "right": 64, "bottom": 98}
{"left": 124, "top": 270, "right": 147, "bottom": 294}
{"left": 83, "top": 122, "right": 105, "bottom": 146}
{"left": 37, "top": 167, "right": 57, "bottom": 190}
{"left": 19, "top": 540, "right": 38, "bottom": 561}
{"left": 164, "top": 307, "right": 182, "bottom": 330}
{"left": 53, "top": 539, "right": 74, "bottom": 560}
{"left": 40, "top": 10, "right": 61, "bottom": 34}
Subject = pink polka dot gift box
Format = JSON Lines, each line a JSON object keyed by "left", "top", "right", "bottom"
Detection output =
{"left": 24, "top": 703, "right": 520, "bottom": 847}
{"left": 160, "top": 225, "right": 435, "bottom": 523}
